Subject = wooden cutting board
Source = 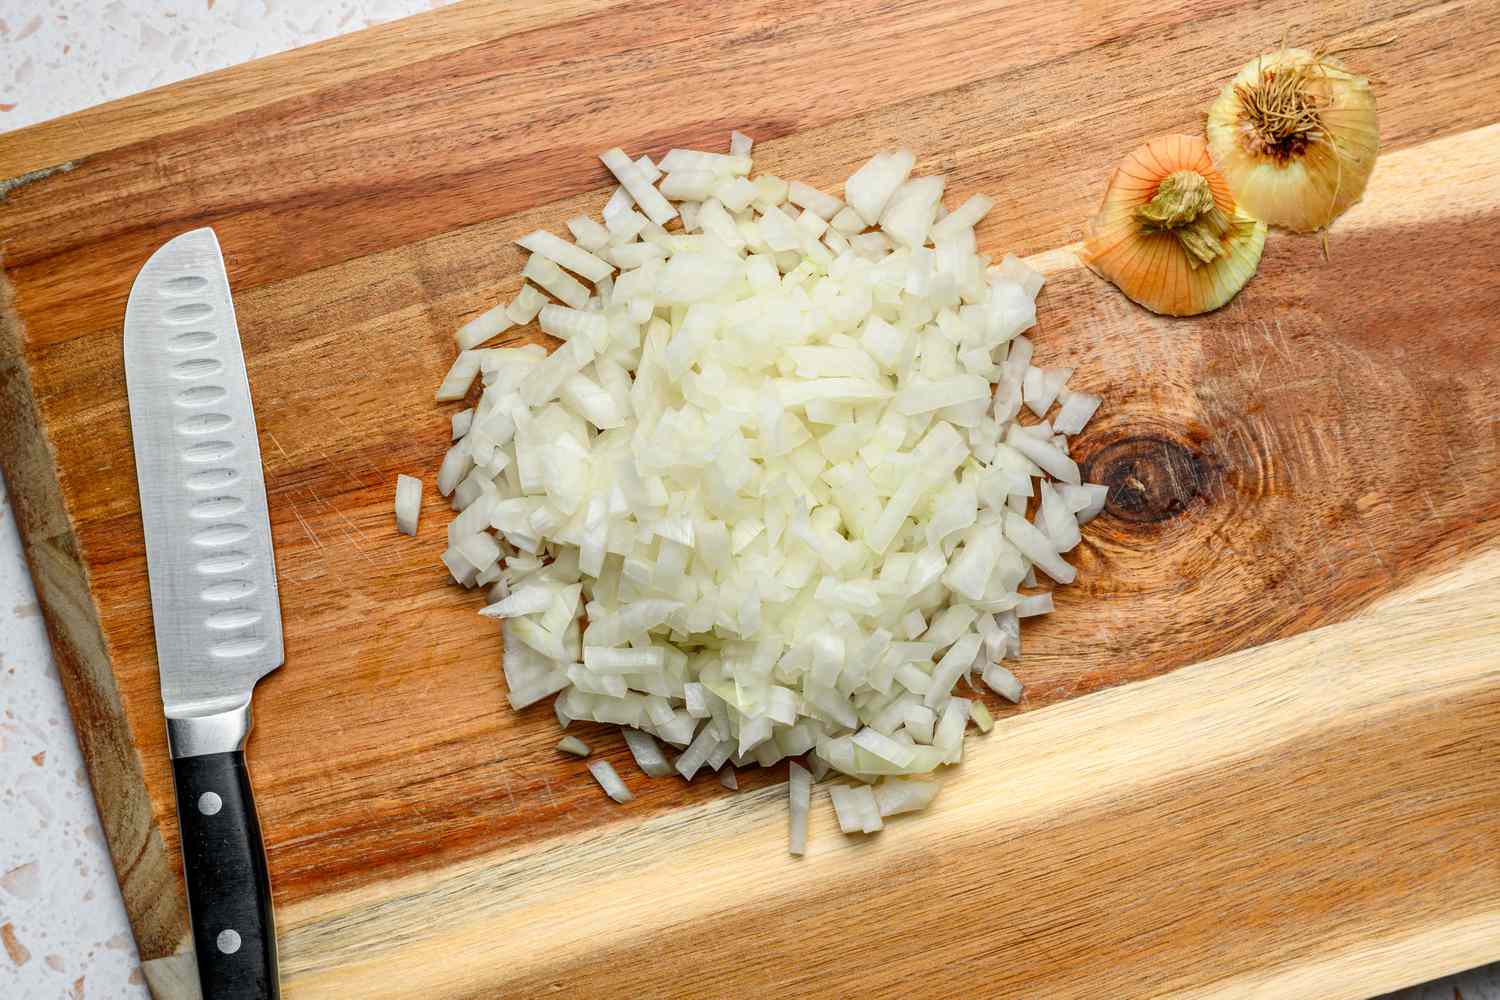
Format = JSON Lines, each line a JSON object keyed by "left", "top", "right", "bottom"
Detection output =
{"left": 3, "top": 1, "right": 1499, "bottom": 996}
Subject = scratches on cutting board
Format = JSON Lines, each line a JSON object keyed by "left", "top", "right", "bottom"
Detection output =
{"left": 0, "top": 161, "right": 76, "bottom": 202}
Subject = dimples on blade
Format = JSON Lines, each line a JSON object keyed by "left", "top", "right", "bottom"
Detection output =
{"left": 123, "top": 228, "right": 284, "bottom": 717}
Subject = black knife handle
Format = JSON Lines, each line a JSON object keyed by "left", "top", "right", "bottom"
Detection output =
{"left": 172, "top": 750, "right": 280, "bottom": 1000}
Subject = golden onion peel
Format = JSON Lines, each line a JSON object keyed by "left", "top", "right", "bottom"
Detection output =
{"left": 1082, "top": 134, "right": 1267, "bottom": 317}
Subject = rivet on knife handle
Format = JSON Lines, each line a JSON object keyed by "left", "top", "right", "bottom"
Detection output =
{"left": 172, "top": 727, "right": 280, "bottom": 1000}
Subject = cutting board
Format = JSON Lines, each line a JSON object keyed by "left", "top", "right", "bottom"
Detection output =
{"left": 3, "top": 1, "right": 1499, "bottom": 996}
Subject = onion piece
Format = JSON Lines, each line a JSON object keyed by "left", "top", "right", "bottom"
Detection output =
{"left": 516, "top": 230, "right": 614, "bottom": 283}
{"left": 845, "top": 149, "right": 915, "bottom": 225}
{"left": 788, "top": 180, "right": 843, "bottom": 220}
{"left": 931, "top": 194, "right": 994, "bottom": 243}
{"left": 1077, "top": 483, "right": 1111, "bottom": 523}
{"left": 852, "top": 727, "right": 917, "bottom": 767}
{"left": 394, "top": 474, "right": 422, "bottom": 536}
{"left": 567, "top": 215, "right": 611, "bottom": 250}
{"left": 456, "top": 304, "right": 515, "bottom": 349}
{"left": 880, "top": 175, "right": 945, "bottom": 248}
{"left": 934, "top": 696, "right": 970, "bottom": 762}
{"left": 501, "top": 622, "right": 569, "bottom": 709}
{"left": 925, "top": 634, "right": 983, "bottom": 709}
{"left": 599, "top": 147, "right": 678, "bottom": 226}
{"left": 451, "top": 409, "right": 474, "bottom": 440}
{"left": 1016, "top": 591, "right": 1055, "bottom": 617}
{"left": 1053, "top": 389, "right": 1101, "bottom": 436}
{"left": 622, "top": 728, "right": 675, "bottom": 777}
{"left": 1003, "top": 511, "right": 1077, "bottom": 585}
{"left": 478, "top": 584, "right": 553, "bottom": 619}
{"left": 994, "top": 254, "right": 1045, "bottom": 298}
{"left": 675, "top": 725, "right": 720, "bottom": 781}
{"left": 873, "top": 777, "right": 940, "bottom": 817}
{"left": 982, "top": 663, "right": 1024, "bottom": 703}
{"left": 587, "top": 759, "right": 634, "bottom": 803}
{"left": 505, "top": 284, "right": 549, "bottom": 325}
{"left": 660, "top": 149, "right": 751, "bottom": 175}
{"left": 788, "top": 761, "right": 811, "bottom": 855}
{"left": 830, "top": 784, "right": 883, "bottom": 834}
{"left": 558, "top": 736, "right": 591, "bottom": 757}
{"left": 1023, "top": 366, "right": 1072, "bottom": 417}
{"left": 435, "top": 351, "right": 481, "bottom": 402}
{"left": 660, "top": 169, "right": 717, "bottom": 202}
{"left": 1005, "top": 423, "right": 1080, "bottom": 485}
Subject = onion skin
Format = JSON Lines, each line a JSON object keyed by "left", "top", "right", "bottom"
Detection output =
{"left": 1081, "top": 134, "right": 1267, "bottom": 317}
{"left": 1206, "top": 48, "right": 1380, "bottom": 232}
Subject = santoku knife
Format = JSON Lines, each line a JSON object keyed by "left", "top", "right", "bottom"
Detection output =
{"left": 124, "top": 228, "right": 282, "bottom": 999}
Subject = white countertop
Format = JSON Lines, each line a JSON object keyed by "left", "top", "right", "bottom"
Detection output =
{"left": 0, "top": 3, "right": 1494, "bottom": 998}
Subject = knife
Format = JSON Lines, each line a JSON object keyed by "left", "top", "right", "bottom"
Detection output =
{"left": 124, "top": 228, "right": 283, "bottom": 1000}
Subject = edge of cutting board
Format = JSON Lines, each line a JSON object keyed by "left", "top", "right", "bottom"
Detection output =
{"left": 2, "top": 0, "right": 1498, "bottom": 994}
{"left": 0, "top": 0, "right": 632, "bottom": 181}
{"left": 0, "top": 273, "right": 194, "bottom": 963}
{"left": 264, "top": 548, "right": 1500, "bottom": 999}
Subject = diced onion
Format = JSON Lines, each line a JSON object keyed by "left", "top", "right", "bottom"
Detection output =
{"left": 600, "top": 148, "right": 678, "bottom": 226}
{"left": 516, "top": 229, "right": 614, "bottom": 283}
{"left": 788, "top": 180, "right": 844, "bottom": 220}
{"left": 558, "top": 736, "right": 591, "bottom": 756}
{"left": 982, "top": 663, "right": 1024, "bottom": 703}
{"left": 1003, "top": 511, "right": 1077, "bottom": 585}
{"left": 830, "top": 784, "right": 883, "bottom": 834}
{"left": 567, "top": 215, "right": 611, "bottom": 250}
{"left": 394, "top": 474, "right": 422, "bottom": 536}
{"left": 434, "top": 132, "right": 1108, "bottom": 844}
{"left": 1053, "top": 389, "right": 1102, "bottom": 436}
{"left": 435, "top": 351, "right": 480, "bottom": 402}
{"left": 930, "top": 194, "right": 994, "bottom": 244}
{"left": 456, "top": 304, "right": 515, "bottom": 349}
{"left": 1015, "top": 591, "right": 1054, "bottom": 617}
{"left": 873, "top": 777, "right": 940, "bottom": 817}
{"left": 622, "top": 728, "right": 675, "bottom": 778}
{"left": 788, "top": 761, "right": 811, "bottom": 855}
{"left": 524, "top": 256, "right": 592, "bottom": 310}
{"left": 1006, "top": 423, "right": 1080, "bottom": 486}
{"left": 845, "top": 149, "right": 915, "bottom": 225}
{"left": 587, "top": 759, "right": 634, "bottom": 803}
{"left": 506, "top": 284, "right": 549, "bottom": 325}
{"left": 451, "top": 409, "right": 474, "bottom": 441}
{"left": 634, "top": 154, "right": 661, "bottom": 183}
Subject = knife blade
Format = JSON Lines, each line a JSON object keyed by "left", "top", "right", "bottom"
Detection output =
{"left": 124, "top": 227, "right": 282, "bottom": 1000}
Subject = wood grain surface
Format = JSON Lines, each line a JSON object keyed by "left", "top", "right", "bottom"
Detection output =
{"left": 1, "top": 0, "right": 1498, "bottom": 996}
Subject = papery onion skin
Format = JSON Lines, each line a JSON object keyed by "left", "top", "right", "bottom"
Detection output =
{"left": 1082, "top": 134, "right": 1267, "bottom": 316}
{"left": 1206, "top": 48, "right": 1379, "bottom": 232}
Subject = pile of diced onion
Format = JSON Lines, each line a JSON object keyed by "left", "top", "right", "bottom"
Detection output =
{"left": 418, "top": 132, "right": 1107, "bottom": 852}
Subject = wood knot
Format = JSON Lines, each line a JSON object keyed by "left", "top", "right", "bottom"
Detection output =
{"left": 1082, "top": 436, "right": 1211, "bottom": 524}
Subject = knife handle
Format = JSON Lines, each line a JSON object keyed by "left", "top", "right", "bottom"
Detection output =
{"left": 172, "top": 750, "right": 280, "bottom": 1000}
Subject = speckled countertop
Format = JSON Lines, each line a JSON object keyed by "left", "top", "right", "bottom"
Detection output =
{"left": 0, "top": 4, "right": 1495, "bottom": 999}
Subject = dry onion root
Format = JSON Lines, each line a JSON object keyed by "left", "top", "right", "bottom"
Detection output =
{"left": 1206, "top": 47, "right": 1380, "bottom": 232}
{"left": 1081, "top": 134, "right": 1266, "bottom": 316}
